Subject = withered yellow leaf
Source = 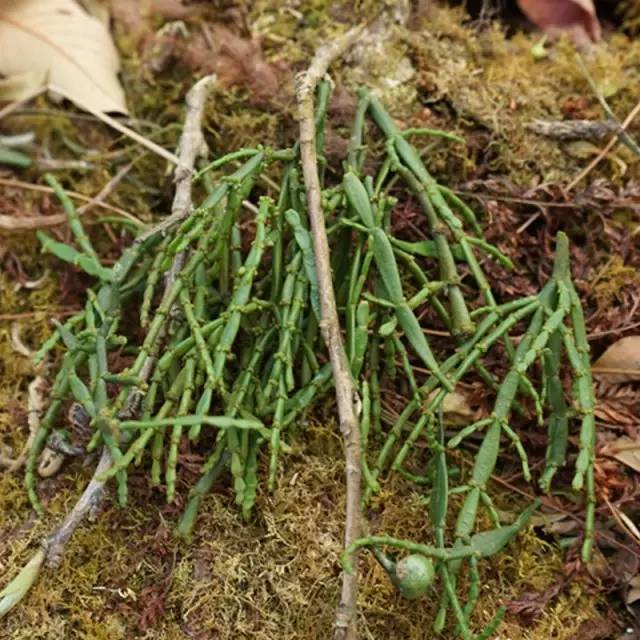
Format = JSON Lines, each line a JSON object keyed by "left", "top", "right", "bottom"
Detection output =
{"left": 0, "top": 0, "right": 127, "bottom": 114}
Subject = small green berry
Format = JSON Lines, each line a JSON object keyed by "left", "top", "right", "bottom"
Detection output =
{"left": 394, "top": 554, "right": 435, "bottom": 600}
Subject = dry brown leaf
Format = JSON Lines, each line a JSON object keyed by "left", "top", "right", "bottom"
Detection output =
{"left": 0, "top": 0, "right": 127, "bottom": 113}
{"left": 425, "top": 389, "right": 473, "bottom": 424}
{"left": 517, "top": 0, "right": 601, "bottom": 44}
{"left": 593, "top": 336, "right": 640, "bottom": 383}
{"left": 607, "top": 436, "right": 640, "bottom": 474}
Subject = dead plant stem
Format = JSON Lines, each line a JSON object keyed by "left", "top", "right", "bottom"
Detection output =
{"left": 295, "top": 25, "right": 364, "bottom": 640}
{"left": 567, "top": 98, "right": 640, "bottom": 191}
{"left": 40, "top": 76, "right": 215, "bottom": 569}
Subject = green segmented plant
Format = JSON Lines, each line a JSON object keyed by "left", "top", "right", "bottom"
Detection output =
{"left": 3, "top": 79, "right": 597, "bottom": 639}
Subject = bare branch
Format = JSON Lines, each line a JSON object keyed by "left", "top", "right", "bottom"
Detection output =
{"left": 296, "top": 25, "right": 364, "bottom": 640}
{"left": 0, "top": 75, "right": 215, "bottom": 616}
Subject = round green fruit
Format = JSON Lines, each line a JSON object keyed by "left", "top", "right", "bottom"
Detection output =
{"left": 394, "top": 554, "right": 435, "bottom": 600}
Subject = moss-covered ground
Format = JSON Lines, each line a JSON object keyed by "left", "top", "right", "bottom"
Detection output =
{"left": 1, "top": 2, "right": 638, "bottom": 638}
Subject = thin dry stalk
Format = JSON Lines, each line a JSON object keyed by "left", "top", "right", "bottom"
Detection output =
{"left": 76, "top": 158, "right": 138, "bottom": 216}
{"left": 49, "top": 82, "right": 182, "bottom": 167}
{"left": 0, "top": 177, "right": 141, "bottom": 231}
{"left": 16, "top": 75, "right": 215, "bottom": 583}
{"left": 295, "top": 25, "right": 364, "bottom": 640}
{"left": 567, "top": 98, "right": 640, "bottom": 190}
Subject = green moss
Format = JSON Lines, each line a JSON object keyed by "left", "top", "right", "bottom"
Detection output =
{"left": 405, "top": 5, "right": 640, "bottom": 184}
{"left": 590, "top": 255, "right": 640, "bottom": 306}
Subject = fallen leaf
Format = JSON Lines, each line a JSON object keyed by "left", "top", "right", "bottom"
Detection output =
{"left": 593, "top": 336, "right": 640, "bottom": 383}
{"left": 628, "top": 575, "right": 640, "bottom": 605}
{"left": 530, "top": 511, "right": 578, "bottom": 535}
{"left": 517, "top": 0, "right": 601, "bottom": 44}
{"left": 606, "top": 436, "right": 640, "bottom": 474}
{"left": 0, "top": 0, "right": 127, "bottom": 113}
{"left": 506, "top": 575, "right": 567, "bottom": 623}
{"left": 76, "top": 0, "right": 109, "bottom": 25}
{"left": 426, "top": 389, "right": 474, "bottom": 424}
{"left": 568, "top": 617, "right": 619, "bottom": 640}
{"left": 0, "top": 70, "right": 45, "bottom": 101}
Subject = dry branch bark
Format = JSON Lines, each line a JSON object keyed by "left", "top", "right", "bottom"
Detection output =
{"left": 37, "top": 75, "right": 215, "bottom": 570}
{"left": 295, "top": 25, "right": 364, "bottom": 640}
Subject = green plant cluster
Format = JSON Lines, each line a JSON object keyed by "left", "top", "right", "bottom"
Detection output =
{"left": 10, "top": 83, "right": 596, "bottom": 636}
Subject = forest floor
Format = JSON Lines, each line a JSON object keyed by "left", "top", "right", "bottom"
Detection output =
{"left": 0, "top": 2, "right": 639, "bottom": 639}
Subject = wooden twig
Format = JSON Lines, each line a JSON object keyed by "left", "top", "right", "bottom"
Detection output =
{"left": 0, "top": 177, "right": 141, "bottom": 231}
{"left": 567, "top": 98, "right": 640, "bottom": 191}
{"left": 45, "top": 448, "right": 112, "bottom": 567}
{"left": 527, "top": 119, "right": 618, "bottom": 141}
{"left": 295, "top": 25, "right": 364, "bottom": 640}
{"left": 166, "top": 75, "right": 215, "bottom": 291}
{"left": 0, "top": 76, "right": 215, "bottom": 617}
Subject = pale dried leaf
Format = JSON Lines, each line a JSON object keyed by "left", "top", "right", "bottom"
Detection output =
{"left": 77, "top": 0, "right": 109, "bottom": 25}
{"left": 0, "top": 0, "right": 127, "bottom": 114}
{"left": 593, "top": 336, "right": 640, "bottom": 382}
{"left": 530, "top": 511, "right": 578, "bottom": 535}
{"left": 608, "top": 436, "right": 640, "bottom": 474}
{"left": 0, "top": 70, "right": 45, "bottom": 101}
{"left": 628, "top": 575, "right": 640, "bottom": 605}
{"left": 442, "top": 391, "right": 473, "bottom": 418}
{"left": 426, "top": 389, "right": 473, "bottom": 424}
{"left": 517, "top": 0, "right": 601, "bottom": 44}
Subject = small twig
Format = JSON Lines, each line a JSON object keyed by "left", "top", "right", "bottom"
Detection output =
{"left": 0, "top": 177, "right": 141, "bottom": 230}
{"left": 76, "top": 158, "right": 138, "bottom": 216}
{"left": 296, "top": 25, "right": 364, "bottom": 640}
{"left": 588, "top": 320, "right": 640, "bottom": 339}
{"left": 165, "top": 75, "right": 215, "bottom": 292}
{"left": 45, "top": 448, "right": 112, "bottom": 567}
{"left": 49, "top": 82, "right": 182, "bottom": 167}
{"left": 527, "top": 119, "right": 618, "bottom": 141}
{"left": 567, "top": 98, "right": 640, "bottom": 191}
{"left": 0, "top": 76, "right": 216, "bottom": 616}
{"left": 0, "top": 308, "right": 80, "bottom": 321}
